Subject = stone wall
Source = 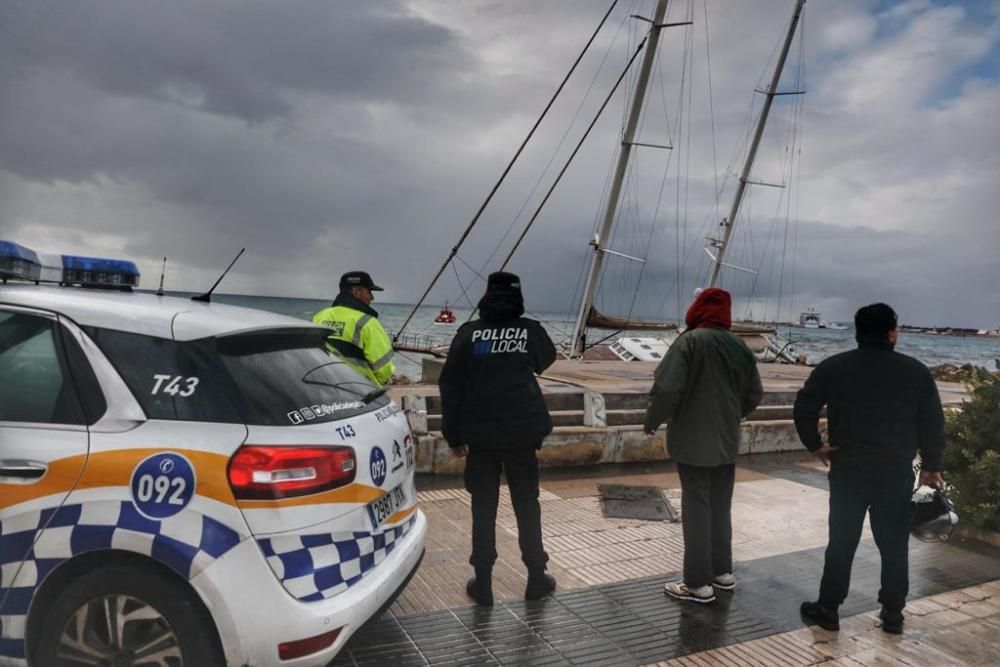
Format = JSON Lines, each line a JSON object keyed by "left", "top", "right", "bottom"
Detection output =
{"left": 401, "top": 393, "right": 824, "bottom": 474}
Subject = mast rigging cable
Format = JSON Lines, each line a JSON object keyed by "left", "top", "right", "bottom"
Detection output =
{"left": 394, "top": 0, "right": 620, "bottom": 343}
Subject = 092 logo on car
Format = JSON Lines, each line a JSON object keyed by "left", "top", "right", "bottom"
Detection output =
{"left": 129, "top": 452, "right": 197, "bottom": 519}
{"left": 370, "top": 447, "right": 387, "bottom": 487}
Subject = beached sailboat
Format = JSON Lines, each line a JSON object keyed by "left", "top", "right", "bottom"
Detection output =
{"left": 395, "top": 0, "right": 808, "bottom": 366}
{"left": 568, "top": 0, "right": 807, "bottom": 364}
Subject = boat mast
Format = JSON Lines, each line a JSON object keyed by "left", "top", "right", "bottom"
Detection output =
{"left": 707, "top": 0, "right": 806, "bottom": 288}
{"left": 569, "top": 0, "right": 673, "bottom": 358}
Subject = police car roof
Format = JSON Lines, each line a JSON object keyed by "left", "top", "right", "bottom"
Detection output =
{"left": 0, "top": 284, "right": 327, "bottom": 341}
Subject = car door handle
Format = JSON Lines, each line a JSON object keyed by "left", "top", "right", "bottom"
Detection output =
{"left": 0, "top": 460, "right": 48, "bottom": 480}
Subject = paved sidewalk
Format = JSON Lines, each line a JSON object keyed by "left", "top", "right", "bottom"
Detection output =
{"left": 651, "top": 581, "right": 1000, "bottom": 666}
{"left": 335, "top": 454, "right": 1000, "bottom": 666}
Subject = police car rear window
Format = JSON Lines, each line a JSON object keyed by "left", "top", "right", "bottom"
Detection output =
{"left": 86, "top": 328, "right": 243, "bottom": 423}
{"left": 216, "top": 330, "right": 388, "bottom": 426}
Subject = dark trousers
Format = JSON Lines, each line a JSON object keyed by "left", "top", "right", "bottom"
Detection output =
{"left": 819, "top": 462, "right": 914, "bottom": 613}
{"left": 464, "top": 447, "right": 549, "bottom": 572}
{"left": 677, "top": 462, "right": 735, "bottom": 588}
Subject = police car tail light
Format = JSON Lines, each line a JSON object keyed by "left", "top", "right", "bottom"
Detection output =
{"left": 227, "top": 445, "right": 356, "bottom": 500}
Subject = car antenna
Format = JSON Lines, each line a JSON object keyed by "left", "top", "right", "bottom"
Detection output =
{"left": 155, "top": 257, "right": 167, "bottom": 296}
{"left": 192, "top": 247, "right": 245, "bottom": 303}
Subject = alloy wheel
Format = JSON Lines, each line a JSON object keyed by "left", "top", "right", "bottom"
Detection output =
{"left": 55, "top": 594, "right": 182, "bottom": 667}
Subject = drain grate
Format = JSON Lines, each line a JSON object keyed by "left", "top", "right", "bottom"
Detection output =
{"left": 598, "top": 484, "right": 679, "bottom": 522}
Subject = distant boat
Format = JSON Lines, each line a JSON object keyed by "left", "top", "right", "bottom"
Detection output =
{"left": 798, "top": 309, "right": 847, "bottom": 329}
{"left": 433, "top": 302, "right": 456, "bottom": 324}
{"left": 800, "top": 308, "right": 821, "bottom": 329}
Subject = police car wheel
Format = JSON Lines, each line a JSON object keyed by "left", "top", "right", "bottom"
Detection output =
{"left": 33, "top": 566, "right": 223, "bottom": 667}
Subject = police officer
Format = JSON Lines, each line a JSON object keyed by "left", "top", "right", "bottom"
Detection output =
{"left": 312, "top": 271, "right": 395, "bottom": 387}
{"left": 795, "top": 303, "right": 945, "bottom": 635}
{"left": 438, "top": 272, "right": 557, "bottom": 606}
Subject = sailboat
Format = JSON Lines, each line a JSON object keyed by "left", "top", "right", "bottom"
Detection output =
{"left": 394, "top": 0, "right": 808, "bottom": 366}
{"left": 568, "top": 0, "right": 807, "bottom": 364}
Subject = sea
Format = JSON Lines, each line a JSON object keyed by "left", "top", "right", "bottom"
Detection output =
{"left": 200, "top": 294, "right": 1000, "bottom": 381}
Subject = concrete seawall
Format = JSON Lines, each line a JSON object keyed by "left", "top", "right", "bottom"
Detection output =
{"left": 391, "top": 360, "right": 968, "bottom": 475}
{"left": 399, "top": 392, "right": 823, "bottom": 475}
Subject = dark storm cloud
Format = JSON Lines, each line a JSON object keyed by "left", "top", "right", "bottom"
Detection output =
{"left": 484, "top": 215, "right": 998, "bottom": 330}
{"left": 0, "top": 0, "right": 474, "bottom": 186}
{"left": 1, "top": 0, "right": 997, "bottom": 330}
{"left": 0, "top": 1, "right": 458, "bottom": 123}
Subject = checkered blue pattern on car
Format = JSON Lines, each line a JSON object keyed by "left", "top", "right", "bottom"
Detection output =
{"left": 258, "top": 515, "right": 417, "bottom": 602}
{"left": 0, "top": 501, "right": 243, "bottom": 660}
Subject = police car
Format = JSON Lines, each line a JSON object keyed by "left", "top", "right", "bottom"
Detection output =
{"left": 0, "top": 242, "right": 426, "bottom": 666}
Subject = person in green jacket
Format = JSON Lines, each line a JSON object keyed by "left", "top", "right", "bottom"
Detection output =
{"left": 312, "top": 271, "right": 395, "bottom": 387}
{"left": 643, "top": 287, "right": 763, "bottom": 603}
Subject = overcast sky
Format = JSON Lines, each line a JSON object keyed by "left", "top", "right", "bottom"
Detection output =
{"left": 1, "top": 0, "right": 998, "bottom": 328}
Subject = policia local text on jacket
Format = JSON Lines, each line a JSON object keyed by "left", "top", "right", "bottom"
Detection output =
{"left": 312, "top": 275, "right": 395, "bottom": 387}
{"left": 438, "top": 272, "right": 557, "bottom": 606}
{"left": 794, "top": 302, "right": 945, "bottom": 629}
{"left": 643, "top": 288, "right": 763, "bottom": 602}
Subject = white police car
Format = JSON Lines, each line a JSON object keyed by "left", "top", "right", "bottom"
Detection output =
{"left": 0, "top": 242, "right": 426, "bottom": 666}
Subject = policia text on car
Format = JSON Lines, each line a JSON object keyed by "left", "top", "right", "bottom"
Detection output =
{"left": 438, "top": 272, "right": 558, "bottom": 606}
{"left": 313, "top": 270, "right": 396, "bottom": 387}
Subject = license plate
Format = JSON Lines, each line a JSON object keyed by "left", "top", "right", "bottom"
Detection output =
{"left": 366, "top": 485, "right": 406, "bottom": 530}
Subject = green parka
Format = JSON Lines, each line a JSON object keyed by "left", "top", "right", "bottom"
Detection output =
{"left": 643, "top": 327, "right": 763, "bottom": 466}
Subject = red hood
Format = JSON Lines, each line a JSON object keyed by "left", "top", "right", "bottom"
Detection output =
{"left": 685, "top": 288, "right": 732, "bottom": 330}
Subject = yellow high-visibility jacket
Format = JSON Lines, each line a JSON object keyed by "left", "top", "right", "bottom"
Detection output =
{"left": 312, "top": 294, "right": 395, "bottom": 386}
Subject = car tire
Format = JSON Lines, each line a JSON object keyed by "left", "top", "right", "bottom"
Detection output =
{"left": 32, "top": 564, "right": 224, "bottom": 667}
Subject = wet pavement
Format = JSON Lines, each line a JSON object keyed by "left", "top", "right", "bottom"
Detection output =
{"left": 333, "top": 453, "right": 1000, "bottom": 666}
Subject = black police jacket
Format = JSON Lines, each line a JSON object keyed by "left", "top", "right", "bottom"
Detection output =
{"left": 793, "top": 341, "right": 945, "bottom": 471}
{"left": 438, "top": 316, "right": 557, "bottom": 449}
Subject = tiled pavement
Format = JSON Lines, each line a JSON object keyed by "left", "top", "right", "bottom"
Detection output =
{"left": 651, "top": 581, "right": 1000, "bottom": 666}
{"left": 334, "top": 455, "right": 1000, "bottom": 665}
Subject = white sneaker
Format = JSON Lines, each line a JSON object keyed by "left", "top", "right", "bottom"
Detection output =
{"left": 713, "top": 573, "right": 736, "bottom": 591}
{"left": 663, "top": 581, "right": 715, "bottom": 603}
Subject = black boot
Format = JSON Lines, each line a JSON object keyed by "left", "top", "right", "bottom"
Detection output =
{"left": 800, "top": 600, "right": 840, "bottom": 631}
{"left": 525, "top": 570, "right": 556, "bottom": 601}
{"left": 466, "top": 567, "right": 494, "bottom": 607}
{"left": 879, "top": 607, "right": 904, "bottom": 634}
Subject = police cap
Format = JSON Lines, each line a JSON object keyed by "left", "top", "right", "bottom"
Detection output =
{"left": 339, "top": 271, "right": 384, "bottom": 292}
{"left": 486, "top": 271, "right": 521, "bottom": 293}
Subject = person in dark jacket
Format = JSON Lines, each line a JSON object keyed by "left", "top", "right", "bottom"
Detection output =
{"left": 643, "top": 288, "right": 763, "bottom": 603}
{"left": 438, "top": 271, "right": 558, "bottom": 606}
{"left": 795, "top": 302, "right": 945, "bottom": 635}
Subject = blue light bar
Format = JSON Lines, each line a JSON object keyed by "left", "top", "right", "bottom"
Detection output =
{"left": 61, "top": 255, "right": 141, "bottom": 288}
{"left": 0, "top": 240, "right": 41, "bottom": 281}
